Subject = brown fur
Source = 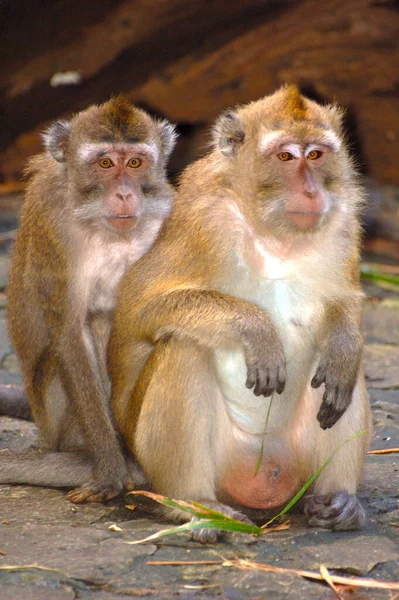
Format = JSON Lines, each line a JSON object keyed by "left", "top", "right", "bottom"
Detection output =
{"left": 108, "top": 86, "right": 370, "bottom": 541}
{"left": 1, "top": 98, "right": 176, "bottom": 501}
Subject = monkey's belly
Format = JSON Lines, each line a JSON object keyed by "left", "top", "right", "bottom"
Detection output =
{"left": 219, "top": 436, "right": 301, "bottom": 509}
{"left": 214, "top": 348, "right": 271, "bottom": 434}
{"left": 213, "top": 348, "right": 308, "bottom": 508}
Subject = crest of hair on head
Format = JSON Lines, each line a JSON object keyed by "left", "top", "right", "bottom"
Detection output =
{"left": 281, "top": 84, "right": 308, "bottom": 121}
{"left": 105, "top": 95, "right": 135, "bottom": 128}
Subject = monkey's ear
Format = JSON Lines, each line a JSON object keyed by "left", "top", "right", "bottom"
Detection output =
{"left": 158, "top": 120, "right": 178, "bottom": 160}
{"left": 213, "top": 112, "right": 245, "bottom": 156}
{"left": 42, "top": 120, "right": 72, "bottom": 162}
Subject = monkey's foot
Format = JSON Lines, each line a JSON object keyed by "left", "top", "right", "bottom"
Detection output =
{"left": 304, "top": 491, "right": 365, "bottom": 531}
{"left": 190, "top": 502, "right": 254, "bottom": 544}
{"left": 66, "top": 477, "right": 135, "bottom": 503}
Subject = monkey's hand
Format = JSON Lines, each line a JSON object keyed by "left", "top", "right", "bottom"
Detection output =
{"left": 311, "top": 331, "right": 362, "bottom": 430}
{"left": 243, "top": 319, "right": 286, "bottom": 397}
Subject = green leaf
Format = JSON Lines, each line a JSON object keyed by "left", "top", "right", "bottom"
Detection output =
{"left": 360, "top": 265, "right": 399, "bottom": 287}
{"left": 126, "top": 518, "right": 263, "bottom": 545}
{"left": 262, "top": 429, "right": 368, "bottom": 528}
{"left": 254, "top": 393, "right": 274, "bottom": 475}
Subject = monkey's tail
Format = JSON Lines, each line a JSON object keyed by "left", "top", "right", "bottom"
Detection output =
{"left": 0, "top": 449, "right": 92, "bottom": 487}
{"left": 0, "top": 384, "right": 32, "bottom": 420}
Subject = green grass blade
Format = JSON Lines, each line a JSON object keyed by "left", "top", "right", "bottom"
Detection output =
{"left": 262, "top": 429, "right": 368, "bottom": 529}
{"left": 186, "top": 519, "right": 262, "bottom": 534}
{"left": 189, "top": 501, "right": 246, "bottom": 522}
{"left": 129, "top": 491, "right": 256, "bottom": 523}
{"left": 254, "top": 393, "right": 274, "bottom": 475}
{"left": 126, "top": 518, "right": 263, "bottom": 544}
{"left": 360, "top": 265, "right": 399, "bottom": 287}
{"left": 126, "top": 522, "right": 197, "bottom": 544}
{"left": 128, "top": 491, "right": 211, "bottom": 519}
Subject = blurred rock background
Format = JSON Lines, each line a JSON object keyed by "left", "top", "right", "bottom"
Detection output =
{"left": 0, "top": 0, "right": 398, "bottom": 253}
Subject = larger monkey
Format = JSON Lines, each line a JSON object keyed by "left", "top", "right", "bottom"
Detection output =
{"left": 108, "top": 86, "right": 371, "bottom": 541}
{"left": 0, "top": 97, "right": 176, "bottom": 502}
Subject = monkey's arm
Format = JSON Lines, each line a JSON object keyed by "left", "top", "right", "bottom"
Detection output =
{"left": 311, "top": 295, "right": 364, "bottom": 429}
{"left": 55, "top": 319, "right": 133, "bottom": 502}
{"left": 119, "top": 287, "right": 286, "bottom": 397}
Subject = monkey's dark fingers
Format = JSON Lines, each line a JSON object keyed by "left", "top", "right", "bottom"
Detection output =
{"left": 260, "top": 363, "right": 286, "bottom": 397}
{"left": 253, "top": 368, "right": 269, "bottom": 397}
{"left": 304, "top": 492, "right": 365, "bottom": 530}
{"left": 245, "top": 365, "right": 258, "bottom": 390}
{"left": 317, "top": 385, "right": 353, "bottom": 429}
{"left": 311, "top": 366, "right": 326, "bottom": 389}
{"left": 276, "top": 365, "right": 286, "bottom": 394}
{"left": 190, "top": 519, "right": 220, "bottom": 544}
{"left": 246, "top": 364, "right": 284, "bottom": 397}
{"left": 317, "top": 386, "right": 341, "bottom": 429}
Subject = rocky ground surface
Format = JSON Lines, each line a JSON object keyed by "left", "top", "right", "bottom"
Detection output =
{"left": 0, "top": 228, "right": 398, "bottom": 598}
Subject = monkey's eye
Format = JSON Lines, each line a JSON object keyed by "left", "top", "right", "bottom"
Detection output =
{"left": 307, "top": 150, "right": 322, "bottom": 160}
{"left": 127, "top": 157, "right": 142, "bottom": 169}
{"left": 99, "top": 158, "right": 113, "bottom": 169}
{"left": 277, "top": 152, "right": 294, "bottom": 161}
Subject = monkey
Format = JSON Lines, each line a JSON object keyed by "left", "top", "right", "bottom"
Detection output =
{"left": 107, "top": 85, "right": 371, "bottom": 542}
{"left": 0, "top": 97, "right": 176, "bottom": 503}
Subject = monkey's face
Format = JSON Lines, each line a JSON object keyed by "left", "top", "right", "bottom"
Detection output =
{"left": 254, "top": 130, "right": 346, "bottom": 236}
{"left": 42, "top": 97, "right": 176, "bottom": 237}
{"left": 70, "top": 141, "right": 171, "bottom": 234}
{"left": 213, "top": 85, "right": 354, "bottom": 240}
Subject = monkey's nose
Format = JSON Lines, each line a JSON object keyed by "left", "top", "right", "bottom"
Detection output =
{"left": 116, "top": 192, "right": 133, "bottom": 202}
{"left": 303, "top": 189, "right": 317, "bottom": 198}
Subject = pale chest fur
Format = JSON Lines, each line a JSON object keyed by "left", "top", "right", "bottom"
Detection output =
{"left": 213, "top": 222, "right": 346, "bottom": 435}
{"left": 75, "top": 221, "right": 162, "bottom": 314}
{"left": 83, "top": 240, "right": 135, "bottom": 313}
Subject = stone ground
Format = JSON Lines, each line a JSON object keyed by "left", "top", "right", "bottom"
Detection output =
{"left": 0, "top": 216, "right": 398, "bottom": 599}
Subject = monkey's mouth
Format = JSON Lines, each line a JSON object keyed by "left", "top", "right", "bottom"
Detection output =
{"left": 107, "top": 214, "right": 138, "bottom": 230}
{"left": 285, "top": 210, "right": 323, "bottom": 230}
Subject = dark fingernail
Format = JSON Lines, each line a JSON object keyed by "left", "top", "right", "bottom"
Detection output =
{"left": 276, "top": 381, "right": 285, "bottom": 394}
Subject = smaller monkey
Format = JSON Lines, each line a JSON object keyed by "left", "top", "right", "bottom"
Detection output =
{"left": 0, "top": 97, "right": 176, "bottom": 502}
{"left": 108, "top": 85, "right": 370, "bottom": 542}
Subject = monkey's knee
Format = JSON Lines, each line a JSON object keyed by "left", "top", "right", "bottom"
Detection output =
{"left": 304, "top": 491, "right": 365, "bottom": 530}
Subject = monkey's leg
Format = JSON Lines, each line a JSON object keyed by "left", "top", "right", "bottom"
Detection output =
{"left": 0, "top": 384, "right": 32, "bottom": 420}
{"left": 131, "top": 338, "right": 252, "bottom": 544}
{"left": 305, "top": 373, "right": 371, "bottom": 530}
{"left": 21, "top": 365, "right": 131, "bottom": 501}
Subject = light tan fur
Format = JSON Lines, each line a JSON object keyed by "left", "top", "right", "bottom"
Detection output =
{"left": 108, "top": 86, "right": 371, "bottom": 537}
